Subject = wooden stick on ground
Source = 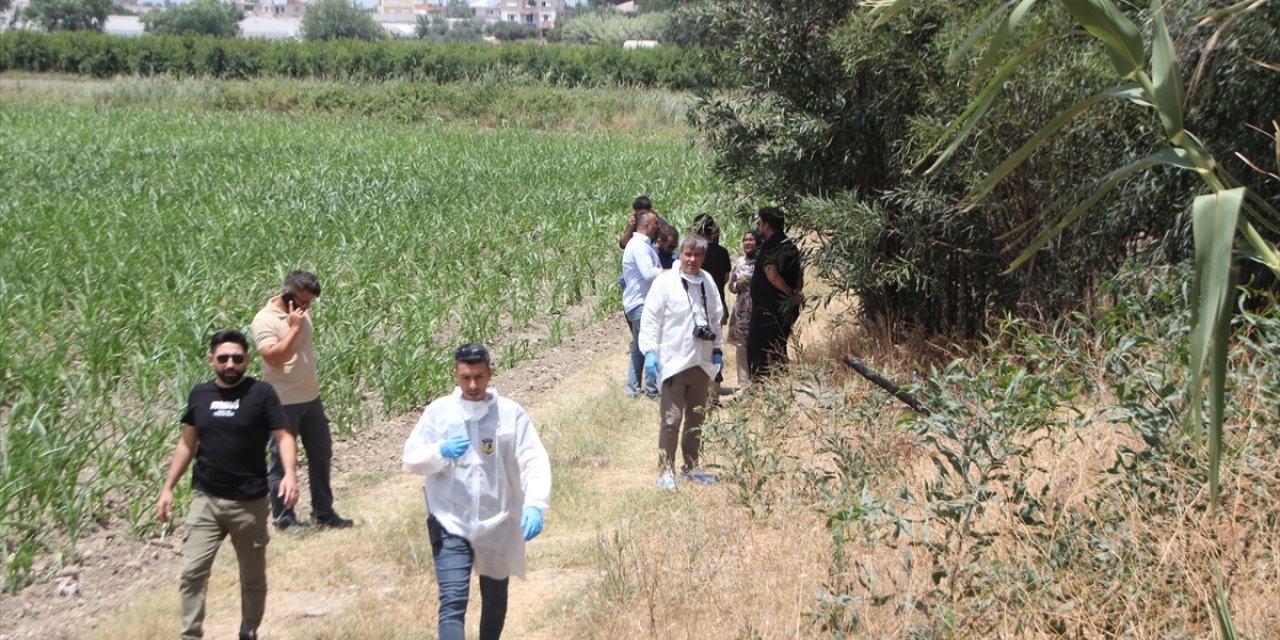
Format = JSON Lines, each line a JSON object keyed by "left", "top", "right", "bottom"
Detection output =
{"left": 838, "top": 355, "right": 931, "bottom": 416}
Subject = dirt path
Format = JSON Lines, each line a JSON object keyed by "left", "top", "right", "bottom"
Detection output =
{"left": 0, "top": 314, "right": 658, "bottom": 640}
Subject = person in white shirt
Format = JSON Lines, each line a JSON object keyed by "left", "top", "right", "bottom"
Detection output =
{"left": 621, "top": 210, "right": 663, "bottom": 398}
{"left": 401, "top": 344, "right": 552, "bottom": 640}
{"left": 638, "top": 235, "right": 725, "bottom": 490}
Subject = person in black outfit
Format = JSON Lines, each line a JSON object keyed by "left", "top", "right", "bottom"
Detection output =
{"left": 156, "top": 330, "right": 299, "bottom": 640}
{"left": 694, "top": 214, "right": 733, "bottom": 394}
{"left": 747, "top": 206, "right": 804, "bottom": 379}
{"left": 656, "top": 221, "right": 679, "bottom": 270}
{"left": 693, "top": 214, "right": 732, "bottom": 324}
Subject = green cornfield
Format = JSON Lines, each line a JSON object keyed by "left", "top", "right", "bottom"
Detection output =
{"left": 0, "top": 101, "right": 719, "bottom": 591}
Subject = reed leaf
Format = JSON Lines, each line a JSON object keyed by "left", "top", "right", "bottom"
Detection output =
{"left": 920, "top": 34, "right": 1063, "bottom": 175}
{"left": 973, "top": 0, "right": 1040, "bottom": 89}
{"left": 1005, "top": 148, "right": 1194, "bottom": 271}
{"left": 1188, "top": 188, "right": 1243, "bottom": 508}
{"left": 1060, "top": 0, "right": 1145, "bottom": 77}
{"left": 946, "top": 0, "right": 1016, "bottom": 70}
{"left": 961, "top": 89, "right": 1114, "bottom": 205}
{"left": 865, "top": 0, "right": 915, "bottom": 28}
{"left": 1150, "top": 0, "right": 1186, "bottom": 142}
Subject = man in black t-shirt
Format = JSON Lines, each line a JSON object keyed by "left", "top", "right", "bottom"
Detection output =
{"left": 156, "top": 330, "right": 299, "bottom": 640}
{"left": 748, "top": 206, "right": 805, "bottom": 379}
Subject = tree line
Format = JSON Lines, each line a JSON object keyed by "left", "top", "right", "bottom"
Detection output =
{"left": 0, "top": 29, "right": 729, "bottom": 88}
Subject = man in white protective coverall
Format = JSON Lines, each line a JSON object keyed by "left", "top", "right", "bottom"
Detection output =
{"left": 401, "top": 343, "right": 552, "bottom": 640}
{"left": 639, "top": 234, "right": 725, "bottom": 491}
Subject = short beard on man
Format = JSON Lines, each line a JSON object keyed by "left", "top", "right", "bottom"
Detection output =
{"left": 217, "top": 366, "right": 244, "bottom": 386}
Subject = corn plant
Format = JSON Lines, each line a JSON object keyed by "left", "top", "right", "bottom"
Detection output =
{"left": 0, "top": 101, "right": 721, "bottom": 591}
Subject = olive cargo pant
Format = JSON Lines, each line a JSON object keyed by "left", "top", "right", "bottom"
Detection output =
{"left": 179, "top": 492, "right": 270, "bottom": 639}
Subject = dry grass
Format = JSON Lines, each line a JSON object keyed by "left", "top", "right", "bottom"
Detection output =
{"left": 62, "top": 284, "right": 1280, "bottom": 639}
{"left": 580, "top": 496, "right": 829, "bottom": 639}
{"left": 706, "top": 308, "right": 1280, "bottom": 639}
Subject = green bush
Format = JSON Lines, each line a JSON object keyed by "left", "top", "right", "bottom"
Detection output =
{"left": 558, "top": 11, "right": 669, "bottom": 45}
{"left": 141, "top": 0, "right": 242, "bottom": 38}
{"left": 0, "top": 31, "right": 729, "bottom": 90}
{"left": 486, "top": 20, "right": 538, "bottom": 42}
{"left": 693, "top": 0, "right": 1279, "bottom": 337}
{"left": 300, "top": 0, "right": 386, "bottom": 41}
{"left": 20, "top": 0, "right": 110, "bottom": 32}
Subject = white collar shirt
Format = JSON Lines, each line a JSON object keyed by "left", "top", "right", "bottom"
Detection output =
{"left": 621, "top": 234, "right": 662, "bottom": 314}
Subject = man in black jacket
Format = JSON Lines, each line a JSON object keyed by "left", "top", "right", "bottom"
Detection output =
{"left": 747, "top": 207, "right": 804, "bottom": 379}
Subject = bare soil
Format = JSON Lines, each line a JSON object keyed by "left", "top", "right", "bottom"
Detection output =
{"left": 0, "top": 315, "right": 628, "bottom": 640}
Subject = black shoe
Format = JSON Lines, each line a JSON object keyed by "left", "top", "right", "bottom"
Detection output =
{"left": 274, "top": 514, "right": 299, "bottom": 530}
{"left": 313, "top": 513, "right": 354, "bottom": 528}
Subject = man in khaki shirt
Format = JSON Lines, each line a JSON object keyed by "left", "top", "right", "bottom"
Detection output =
{"left": 251, "top": 270, "right": 352, "bottom": 529}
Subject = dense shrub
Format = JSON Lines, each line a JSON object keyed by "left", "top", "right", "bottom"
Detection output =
{"left": 485, "top": 20, "right": 538, "bottom": 42}
{"left": 0, "top": 30, "right": 730, "bottom": 89}
{"left": 694, "top": 0, "right": 1279, "bottom": 337}
{"left": 300, "top": 0, "right": 386, "bottom": 41}
{"left": 701, "top": 264, "right": 1280, "bottom": 637}
{"left": 415, "top": 15, "right": 484, "bottom": 43}
{"left": 20, "top": 0, "right": 110, "bottom": 32}
{"left": 141, "top": 0, "right": 242, "bottom": 38}
{"left": 557, "top": 11, "right": 669, "bottom": 44}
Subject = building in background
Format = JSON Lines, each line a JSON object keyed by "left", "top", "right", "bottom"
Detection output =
{"left": 237, "top": 0, "right": 310, "bottom": 18}
{"left": 375, "top": 0, "right": 567, "bottom": 30}
{"left": 486, "top": 0, "right": 567, "bottom": 29}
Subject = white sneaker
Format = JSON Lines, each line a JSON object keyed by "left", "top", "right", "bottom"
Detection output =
{"left": 656, "top": 470, "right": 677, "bottom": 491}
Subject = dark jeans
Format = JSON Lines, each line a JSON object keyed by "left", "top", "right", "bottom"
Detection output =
{"left": 428, "top": 515, "right": 510, "bottom": 640}
{"left": 267, "top": 398, "right": 335, "bottom": 520}
{"left": 746, "top": 307, "right": 795, "bottom": 379}
{"left": 625, "top": 305, "right": 658, "bottom": 397}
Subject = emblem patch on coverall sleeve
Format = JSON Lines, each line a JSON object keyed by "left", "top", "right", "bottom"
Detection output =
{"left": 481, "top": 437, "right": 495, "bottom": 455}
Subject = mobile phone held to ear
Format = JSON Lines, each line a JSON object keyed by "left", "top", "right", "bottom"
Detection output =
{"left": 282, "top": 290, "right": 296, "bottom": 307}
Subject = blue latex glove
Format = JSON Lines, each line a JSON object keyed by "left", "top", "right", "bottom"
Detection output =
{"left": 439, "top": 434, "right": 470, "bottom": 459}
{"left": 712, "top": 351, "right": 723, "bottom": 371}
{"left": 521, "top": 506, "right": 544, "bottom": 541}
{"left": 643, "top": 351, "right": 660, "bottom": 381}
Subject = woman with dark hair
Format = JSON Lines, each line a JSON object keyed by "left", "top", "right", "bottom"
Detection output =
{"left": 727, "top": 230, "right": 759, "bottom": 386}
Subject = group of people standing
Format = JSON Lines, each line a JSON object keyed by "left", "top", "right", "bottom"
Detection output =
{"left": 148, "top": 200, "right": 804, "bottom": 637}
{"left": 155, "top": 271, "right": 549, "bottom": 640}
{"left": 618, "top": 199, "right": 804, "bottom": 490}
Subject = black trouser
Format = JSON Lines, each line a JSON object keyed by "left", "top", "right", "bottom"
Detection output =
{"left": 747, "top": 307, "right": 795, "bottom": 379}
{"left": 267, "top": 398, "right": 335, "bottom": 520}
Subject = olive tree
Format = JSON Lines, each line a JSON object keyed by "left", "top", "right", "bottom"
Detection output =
{"left": 301, "top": 0, "right": 386, "bottom": 41}
{"left": 21, "top": 0, "right": 110, "bottom": 31}
{"left": 141, "top": 0, "right": 242, "bottom": 37}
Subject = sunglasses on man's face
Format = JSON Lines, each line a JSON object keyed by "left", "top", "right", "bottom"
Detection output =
{"left": 215, "top": 354, "right": 246, "bottom": 364}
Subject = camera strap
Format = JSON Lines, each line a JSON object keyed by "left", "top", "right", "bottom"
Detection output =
{"left": 680, "top": 277, "right": 710, "bottom": 326}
